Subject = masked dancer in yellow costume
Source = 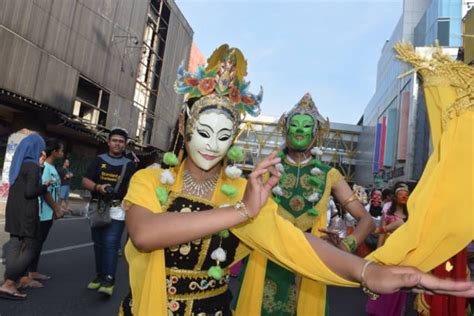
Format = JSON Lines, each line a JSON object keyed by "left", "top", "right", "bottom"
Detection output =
{"left": 120, "top": 44, "right": 474, "bottom": 316}
{"left": 236, "top": 93, "right": 375, "bottom": 316}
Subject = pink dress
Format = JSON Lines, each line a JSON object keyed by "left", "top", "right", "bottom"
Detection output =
{"left": 366, "top": 203, "right": 408, "bottom": 316}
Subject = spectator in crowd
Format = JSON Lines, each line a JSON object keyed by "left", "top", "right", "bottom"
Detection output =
{"left": 381, "top": 188, "right": 393, "bottom": 207}
{"left": 366, "top": 183, "right": 410, "bottom": 316}
{"left": 364, "top": 189, "right": 383, "bottom": 251}
{"left": 0, "top": 134, "right": 53, "bottom": 300}
{"left": 59, "top": 158, "right": 73, "bottom": 214}
{"left": 27, "top": 138, "right": 65, "bottom": 284}
{"left": 366, "top": 189, "right": 383, "bottom": 218}
{"left": 82, "top": 127, "right": 135, "bottom": 296}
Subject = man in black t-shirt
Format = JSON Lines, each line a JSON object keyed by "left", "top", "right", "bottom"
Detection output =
{"left": 82, "top": 128, "right": 135, "bottom": 296}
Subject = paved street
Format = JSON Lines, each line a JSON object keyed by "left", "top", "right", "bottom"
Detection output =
{"left": 0, "top": 198, "right": 419, "bottom": 316}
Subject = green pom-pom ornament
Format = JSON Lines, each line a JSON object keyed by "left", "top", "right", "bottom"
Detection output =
{"left": 155, "top": 187, "right": 168, "bottom": 205}
{"left": 306, "top": 208, "right": 319, "bottom": 216}
{"left": 272, "top": 196, "right": 281, "bottom": 204}
{"left": 309, "top": 176, "right": 322, "bottom": 187}
{"left": 311, "top": 159, "right": 323, "bottom": 168}
{"left": 207, "top": 266, "right": 224, "bottom": 280}
{"left": 221, "top": 184, "right": 238, "bottom": 197}
{"left": 311, "top": 159, "right": 331, "bottom": 173}
{"left": 277, "top": 151, "right": 285, "bottom": 159}
{"left": 163, "top": 152, "right": 179, "bottom": 166}
{"left": 219, "top": 230, "right": 230, "bottom": 238}
{"left": 227, "top": 146, "right": 244, "bottom": 163}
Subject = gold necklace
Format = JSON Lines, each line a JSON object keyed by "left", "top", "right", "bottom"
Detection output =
{"left": 183, "top": 169, "right": 219, "bottom": 198}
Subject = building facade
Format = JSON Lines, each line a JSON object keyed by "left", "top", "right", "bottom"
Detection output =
{"left": 464, "top": 6, "right": 474, "bottom": 64}
{"left": 0, "top": 0, "right": 193, "bottom": 194}
{"left": 356, "top": 0, "right": 466, "bottom": 188}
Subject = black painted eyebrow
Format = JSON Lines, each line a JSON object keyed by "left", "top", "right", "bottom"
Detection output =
{"left": 198, "top": 122, "right": 215, "bottom": 133}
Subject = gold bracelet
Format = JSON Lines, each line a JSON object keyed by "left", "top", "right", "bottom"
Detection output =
{"left": 360, "top": 260, "right": 380, "bottom": 300}
{"left": 235, "top": 201, "right": 252, "bottom": 221}
{"left": 341, "top": 193, "right": 359, "bottom": 209}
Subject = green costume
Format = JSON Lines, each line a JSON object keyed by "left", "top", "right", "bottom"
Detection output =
{"left": 263, "top": 154, "right": 334, "bottom": 315}
{"left": 238, "top": 93, "right": 344, "bottom": 316}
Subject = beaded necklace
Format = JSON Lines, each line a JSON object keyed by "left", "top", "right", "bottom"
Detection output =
{"left": 182, "top": 169, "right": 219, "bottom": 198}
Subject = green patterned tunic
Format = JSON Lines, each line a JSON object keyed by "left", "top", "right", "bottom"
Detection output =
{"left": 262, "top": 156, "right": 332, "bottom": 316}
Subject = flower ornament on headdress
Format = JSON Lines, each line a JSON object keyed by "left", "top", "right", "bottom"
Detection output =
{"left": 175, "top": 44, "right": 263, "bottom": 136}
{"left": 175, "top": 44, "right": 263, "bottom": 111}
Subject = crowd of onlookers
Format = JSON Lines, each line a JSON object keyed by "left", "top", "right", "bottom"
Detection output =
{"left": 0, "top": 128, "right": 143, "bottom": 300}
{"left": 327, "top": 182, "right": 474, "bottom": 315}
{"left": 0, "top": 135, "right": 68, "bottom": 299}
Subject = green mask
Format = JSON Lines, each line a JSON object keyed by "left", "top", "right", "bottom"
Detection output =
{"left": 287, "top": 114, "right": 315, "bottom": 150}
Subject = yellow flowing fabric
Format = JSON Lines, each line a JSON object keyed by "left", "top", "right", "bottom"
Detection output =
{"left": 236, "top": 168, "right": 343, "bottom": 316}
{"left": 123, "top": 161, "right": 357, "bottom": 316}
{"left": 123, "top": 45, "right": 473, "bottom": 315}
{"left": 367, "top": 44, "right": 474, "bottom": 270}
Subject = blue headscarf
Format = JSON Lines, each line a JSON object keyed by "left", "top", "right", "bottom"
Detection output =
{"left": 9, "top": 134, "right": 45, "bottom": 185}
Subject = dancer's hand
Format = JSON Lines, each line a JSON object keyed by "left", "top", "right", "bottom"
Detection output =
{"left": 318, "top": 228, "right": 350, "bottom": 252}
{"left": 242, "top": 151, "right": 281, "bottom": 218}
{"left": 364, "top": 263, "right": 474, "bottom": 296}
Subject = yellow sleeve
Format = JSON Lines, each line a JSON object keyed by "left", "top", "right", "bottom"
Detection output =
{"left": 230, "top": 198, "right": 357, "bottom": 287}
{"left": 328, "top": 167, "right": 344, "bottom": 184}
{"left": 123, "top": 168, "right": 169, "bottom": 315}
{"left": 311, "top": 168, "right": 344, "bottom": 234}
{"left": 123, "top": 168, "right": 162, "bottom": 213}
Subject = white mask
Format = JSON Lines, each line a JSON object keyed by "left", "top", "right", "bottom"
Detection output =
{"left": 186, "top": 111, "right": 234, "bottom": 170}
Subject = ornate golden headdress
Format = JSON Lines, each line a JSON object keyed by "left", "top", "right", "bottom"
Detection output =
{"left": 279, "top": 93, "right": 329, "bottom": 145}
{"left": 175, "top": 44, "right": 263, "bottom": 135}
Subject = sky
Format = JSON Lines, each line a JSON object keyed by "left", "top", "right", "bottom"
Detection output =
{"left": 175, "top": 0, "right": 404, "bottom": 124}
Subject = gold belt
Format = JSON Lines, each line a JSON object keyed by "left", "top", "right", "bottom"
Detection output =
{"left": 165, "top": 268, "right": 230, "bottom": 301}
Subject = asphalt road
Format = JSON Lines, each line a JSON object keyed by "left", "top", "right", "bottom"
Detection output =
{"left": 0, "top": 215, "right": 421, "bottom": 316}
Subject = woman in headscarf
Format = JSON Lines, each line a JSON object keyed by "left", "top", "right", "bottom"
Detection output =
{"left": 0, "top": 133, "right": 53, "bottom": 300}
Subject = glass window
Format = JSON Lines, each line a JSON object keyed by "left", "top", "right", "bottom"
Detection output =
{"left": 133, "top": 1, "right": 170, "bottom": 145}
{"left": 437, "top": 18, "right": 450, "bottom": 46}
{"left": 73, "top": 77, "right": 109, "bottom": 128}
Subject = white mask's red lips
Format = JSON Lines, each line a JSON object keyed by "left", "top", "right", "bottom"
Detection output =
{"left": 199, "top": 152, "right": 219, "bottom": 161}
